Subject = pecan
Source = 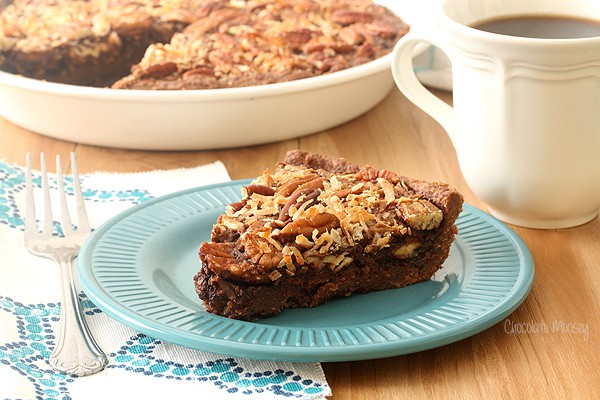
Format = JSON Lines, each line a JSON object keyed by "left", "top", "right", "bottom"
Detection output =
{"left": 283, "top": 28, "right": 313, "bottom": 50}
{"left": 295, "top": 176, "right": 325, "bottom": 193}
{"left": 338, "top": 26, "right": 364, "bottom": 45}
{"left": 398, "top": 200, "right": 443, "bottom": 230}
{"left": 278, "top": 176, "right": 325, "bottom": 220}
{"left": 240, "top": 232, "right": 282, "bottom": 269}
{"left": 355, "top": 41, "right": 375, "bottom": 59}
{"left": 307, "top": 51, "right": 328, "bottom": 71}
{"left": 246, "top": 184, "right": 275, "bottom": 196}
{"left": 278, "top": 188, "right": 320, "bottom": 221}
{"left": 333, "top": 188, "right": 351, "bottom": 199}
{"left": 134, "top": 62, "right": 178, "bottom": 79}
{"left": 277, "top": 212, "right": 339, "bottom": 240}
{"left": 392, "top": 240, "right": 420, "bottom": 259}
{"left": 322, "top": 55, "right": 349, "bottom": 72}
{"left": 355, "top": 167, "right": 400, "bottom": 184}
{"left": 200, "top": 241, "right": 234, "bottom": 259}
{"left": 330, "top": 43, "right": 355, "bottom": 54}
{"left": 200, "top": 242, "right": 270, "bottom": 283}
{"left": 228, "top": 201, "right": 244, "bottom": 213}
{"left": 331, "top": 10, "right": 374, "bottom": 26}
{"left": 304, "top": 42, "right": 326, "bottom": 53}
{"left": 276, "top": 174, "right": 320, "bottom": 197}
{"left": 307, "top": 50, "right": 348, "bottom": 73}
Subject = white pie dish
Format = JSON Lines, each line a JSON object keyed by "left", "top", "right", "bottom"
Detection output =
{"left": 0, "top": 0, "right": 430, "bottom": 150}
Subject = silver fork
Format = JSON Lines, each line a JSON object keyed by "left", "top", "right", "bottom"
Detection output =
{"left": 25, "top": 153, "right": 108, "bottom": 377}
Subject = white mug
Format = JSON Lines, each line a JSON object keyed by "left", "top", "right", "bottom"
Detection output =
{"left": 392, "top": 0, "right": 600, "bottom": 229}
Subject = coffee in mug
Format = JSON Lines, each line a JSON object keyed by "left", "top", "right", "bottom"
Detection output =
{"left": 472, "top": 15, "right": 600, "bottom": 39}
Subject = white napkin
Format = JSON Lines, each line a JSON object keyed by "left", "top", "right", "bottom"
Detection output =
{"left": 0, "top": 159, "right": 331, "bottom": 400}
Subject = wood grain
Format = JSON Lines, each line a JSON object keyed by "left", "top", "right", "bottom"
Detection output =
{"left": 1, "top": 88, "right": 597, "bottom": 399}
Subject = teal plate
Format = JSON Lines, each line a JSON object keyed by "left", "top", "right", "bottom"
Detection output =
{"left": 78, "top": 179, "right": 534, "bottom": 362}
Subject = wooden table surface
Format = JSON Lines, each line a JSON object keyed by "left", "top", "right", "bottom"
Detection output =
{"left": 1, "top": 88, "right": 598, "bottom": 399}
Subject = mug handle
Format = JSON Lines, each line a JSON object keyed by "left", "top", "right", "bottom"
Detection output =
{"left": 391, "top": 33, "right": 456, "bottom": 144}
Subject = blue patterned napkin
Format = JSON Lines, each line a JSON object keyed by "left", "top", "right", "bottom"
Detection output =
{"left": 0, "top": 160, "right": 331, "bottom": 400}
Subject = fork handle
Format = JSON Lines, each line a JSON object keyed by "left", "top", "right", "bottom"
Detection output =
{"left": 50, "top": 256, "right": 108, "bottom": 377}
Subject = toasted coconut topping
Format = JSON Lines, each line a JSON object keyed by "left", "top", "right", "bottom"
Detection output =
{"left": 210, "top": 161, "right": 444, "bottom": 281}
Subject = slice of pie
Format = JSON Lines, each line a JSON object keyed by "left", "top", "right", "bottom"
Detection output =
{"left": 195, "top": 150, "right": 463, "bottom": 320}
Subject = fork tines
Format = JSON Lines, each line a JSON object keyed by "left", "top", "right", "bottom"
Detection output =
{"left": 25, "top": 152, "right": 90, "bottom": 235}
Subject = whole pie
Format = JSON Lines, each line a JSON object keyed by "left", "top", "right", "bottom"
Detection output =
{"left": 0, "top": 0, "right": 409, "bottom": 89}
